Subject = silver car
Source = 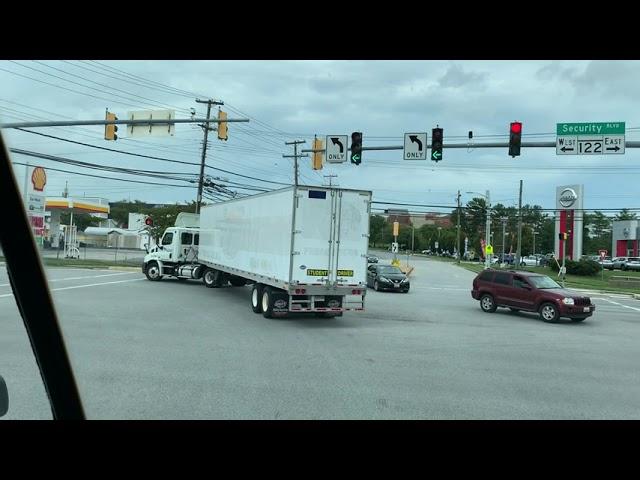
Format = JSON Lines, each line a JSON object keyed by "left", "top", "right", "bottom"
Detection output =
{"left": 611, "top": 257, "right": 629, "bottom": 270}
{"left": 621, "top": 257, "right": 640, "bottom": 271}
{"left": 600, "top": 256, "right": 614, "bottom": 270}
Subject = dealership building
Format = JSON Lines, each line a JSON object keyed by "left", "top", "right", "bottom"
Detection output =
{"left": 612, "top": 220, "right": 639, "bottom": 257}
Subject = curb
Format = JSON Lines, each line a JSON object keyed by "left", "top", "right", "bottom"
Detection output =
{"left": 570, "top": 287, "right": 639, "bottom": 298}
{"left": 108, "top": 266, "right": 142, "bottom": 272}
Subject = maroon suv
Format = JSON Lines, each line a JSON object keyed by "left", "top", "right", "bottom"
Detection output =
{"left": 471, "top": 269, "right": 595, "bottom": 323}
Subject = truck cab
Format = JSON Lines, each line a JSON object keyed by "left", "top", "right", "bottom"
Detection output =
{"left": 143, "top": 227, "right": 201, "bottom": 280}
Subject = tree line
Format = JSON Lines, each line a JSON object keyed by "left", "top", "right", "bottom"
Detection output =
{"left": 369, "top": 201, "right": 637, "bottom": 257}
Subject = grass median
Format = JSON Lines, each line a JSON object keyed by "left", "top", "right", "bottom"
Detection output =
{"left": 457, "top": 262, "right": 640, "bottom": 294}
{"left": 1, "top": 255, "right": 140, "bottom": 269}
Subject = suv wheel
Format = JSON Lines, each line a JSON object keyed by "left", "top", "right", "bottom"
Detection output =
{"left": 480, "top": 294, "right": 497, "bottom": 313}
{"left": 539, "top": 302, "right": 560, "bottom": 323}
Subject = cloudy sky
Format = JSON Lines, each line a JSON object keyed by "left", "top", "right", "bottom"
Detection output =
{"left": 2, "top": 60, "right": 639, "bottom": 215}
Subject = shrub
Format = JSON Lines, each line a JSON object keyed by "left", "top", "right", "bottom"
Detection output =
{"left": 548, "top": 258, "right": 600, "bottom": 276}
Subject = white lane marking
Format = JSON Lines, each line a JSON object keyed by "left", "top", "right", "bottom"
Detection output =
{"left": 410, "top": 286, "right": 469, "bottom": 291}
{"left": 0, "top": 277, "right": 145, "bottom": 298}
{"left": 597, "top": 298, "right": 640, "bottom": 313}
{"left": 0, "top": 271, "right": 136, "bottom": 287}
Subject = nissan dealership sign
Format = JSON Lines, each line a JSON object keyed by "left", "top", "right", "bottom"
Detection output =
{"left": 556, "top": 184, "right": 583, "bottom": 211}
{"left": 559, "top": 188, "right": 578, "bottom": 208}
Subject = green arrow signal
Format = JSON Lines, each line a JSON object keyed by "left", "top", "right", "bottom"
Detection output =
{"left": 431, "top": 150, "right": 442, "bottom": 160}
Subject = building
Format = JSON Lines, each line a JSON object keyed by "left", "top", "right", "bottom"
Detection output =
{"left": 611, "top": 220, "right": 639, "bottom": 257}
{"left": 384, "top": 209, "right": 411, "bottom": 226}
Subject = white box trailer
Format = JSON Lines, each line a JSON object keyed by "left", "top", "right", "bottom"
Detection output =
{"left": 143, "top": 185, "right": 372, "bottom": 318}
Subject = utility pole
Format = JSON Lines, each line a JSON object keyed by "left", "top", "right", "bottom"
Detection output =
{"left": 485, "top": 190, "right": 491, "bottom": 269}
{"left": 23, "top": 161, "right": 29, "bottom": 205}
{"left": 323, "top": 174, "right": 338, "bottom": 187}
{"left": 195, "top": 98, "right": 224, "bottom": 214}
{"left": 283, "top": 140, "right": 308, "bottom": 187}
{"left": 516, "top": 180, "right": 523, "bottom": 267}
{"left": 456, "top": 190, "right": 461, "bottom": 265}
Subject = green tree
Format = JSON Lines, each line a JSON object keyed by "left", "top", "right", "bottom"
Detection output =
{"left": 369, "top": 215, "right": 386, "bottom": 248}
{"left": 147, "top": 202, "right": 198, "bottom": 243}
{"left": 60, "top": 212, "right": 101, "bottom": 232}
{"left": 615, "top": 208, "right": 637, "bottom": 221}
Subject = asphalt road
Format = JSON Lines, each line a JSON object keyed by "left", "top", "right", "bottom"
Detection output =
{"left": 1, "top": 257, "right": 639, "bottom": 420}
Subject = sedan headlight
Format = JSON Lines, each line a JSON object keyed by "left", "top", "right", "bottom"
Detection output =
{"left": 401, "top": 278, "right": 409, "bottom": 283}
{"left": 379, "top": 276, "right": 392, "bottom": 283}
{"left": 562, "top": 297, "right": 575, "bottom": 305}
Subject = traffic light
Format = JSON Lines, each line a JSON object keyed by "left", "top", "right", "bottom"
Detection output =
{"left": 509, "top": 121, "right": 522, "bottom": 157}
{"left": 104, "top": 111, "right": 118, "bottom": 141}
{"left": 312, "top": 138, "right": 324, "bottom": 170}
{"left": 431, "top": 127, "right": 443, "bottom": 161}
{"left": 217, "top": 109, "right": 228, "bottom": 141}
{"left": 350, "top": 132, "right": 362, "bottom": 165}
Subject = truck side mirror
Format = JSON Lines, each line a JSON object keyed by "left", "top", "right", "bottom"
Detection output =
{"left": 0, "top": 375, "right": 8, "bottom": 417}
{"left": 144, "top": 243, "right": 149, "bottom": 253}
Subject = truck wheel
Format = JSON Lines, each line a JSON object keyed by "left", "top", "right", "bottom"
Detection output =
{"left": 539, "top": 302, "right": 560, "bottom": 323}
{"left": 229, "top": 277, "right": 246, "bottom": 287}
{"left": 251, "top": 284, "right": 264, "bottom": 313}
{"left": 261, "top": 287, "right": 274, "bottom": 319}
{"left": 203, "top": 268, "right": 216, "bottom": 288}
{"left": 145, "top": 262, "right": 163, "bottom": 281}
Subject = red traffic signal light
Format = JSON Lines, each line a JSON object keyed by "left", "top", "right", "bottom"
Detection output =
{"left": 508, "top": 121, "right": 522, "bottom": 157}
{"left": 144, "top": 216, "right": 153, "bottom": 227}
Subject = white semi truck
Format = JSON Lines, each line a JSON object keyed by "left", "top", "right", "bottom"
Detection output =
{"left": 142, "top": 186, "right": 372, "bottom": 318}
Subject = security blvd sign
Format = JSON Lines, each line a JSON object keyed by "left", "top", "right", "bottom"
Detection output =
{"left": 403, "top": 132, "right": 427, "bottom": 160}
{"left": 325, "top": 135, "right": 348, "bottom": 163}
{"left": 556, "top": 122, "right": 625, "bottom": 155}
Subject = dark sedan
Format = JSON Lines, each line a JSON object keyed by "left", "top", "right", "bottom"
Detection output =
{"left": 367, "top": 254, "right": 379, "bottom": 263}
{"left": 366, "top": 264, "right": 410, "bottom": 292}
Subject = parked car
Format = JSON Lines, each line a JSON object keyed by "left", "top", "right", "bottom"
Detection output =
{"left": 367, "top": 254, "right": 379, "bottom": 263}
{"left": 470, "top": 269, "right": 595, "bottom": 322}
{"left": 611, "top": 257, "right": 629, "bottom": 270}
{"left": 366, "top": 264, "right": 410, "bottom": 292}
{"left": 519, "top": 256, "right": 539, "bottom": 266}
{"left": 621, "top": 257, "right": 640, "bottom": 271}
{"left": 538, "top": 253, "right": 555, "bottom": 267}
{"left": 599, "top": 256, "right": 614, "bottom": 270}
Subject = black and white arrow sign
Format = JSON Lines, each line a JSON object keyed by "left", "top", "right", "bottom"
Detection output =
{"left": 404, "top": 132, "right": 428, "bottom": 160}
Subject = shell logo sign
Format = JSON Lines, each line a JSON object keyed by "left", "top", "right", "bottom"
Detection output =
{"left": 31, "top": 166, "right": 47, "bottom": 192}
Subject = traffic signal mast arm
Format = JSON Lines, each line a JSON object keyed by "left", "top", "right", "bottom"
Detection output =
{"left": 301, "top": 140, "right": 564, "bottom": 154}
{"left": 0, "top": 117, "right": 250, "bottom": 129}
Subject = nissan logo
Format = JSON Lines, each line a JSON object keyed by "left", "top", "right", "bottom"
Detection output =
{"left": 559, "top": 188, "right": 578, "bottom": 208}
